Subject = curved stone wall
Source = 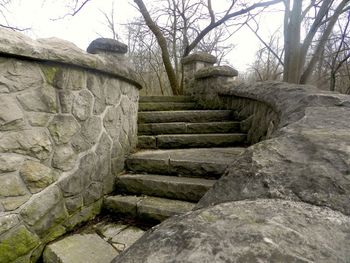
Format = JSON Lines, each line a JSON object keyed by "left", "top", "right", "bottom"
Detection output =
{"left": 114, "top": 78, "right": 350, "bottom": 261}
{"left": 0, "top": 29, "right": 140, "bottom": 262}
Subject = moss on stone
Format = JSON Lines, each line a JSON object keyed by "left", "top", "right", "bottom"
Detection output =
{"left": 0, "top": 225, "right": 40, "bottom": 263}
{"left": 41, "top": 66, "right": 59, "bottom": 85}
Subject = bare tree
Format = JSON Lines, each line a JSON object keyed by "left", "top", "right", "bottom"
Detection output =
{"left": 133, "top": 0, "right": 283, "bottom": 95}
{"left": 283, "top": 0, "right": 349, "bottom": 83}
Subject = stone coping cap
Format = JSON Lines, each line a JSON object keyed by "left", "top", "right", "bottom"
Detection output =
{"left": 0, "top": 28, "right": 142, "bottom": 89}
{"left": 87, "top": 38, "right": 128, "bottom": 54}
{"left": 194, "top": 65, "right": 238, "bottom": 79}
{"left": 182, "top": 52, "right": 217, "bottom": 65}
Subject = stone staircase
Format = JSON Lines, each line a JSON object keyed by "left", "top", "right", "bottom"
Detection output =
{"left": 43, "top": 96, "right": 248, "bottom": 262}
{"left": 104, "top": 95, "right": 247, "bottom": 223}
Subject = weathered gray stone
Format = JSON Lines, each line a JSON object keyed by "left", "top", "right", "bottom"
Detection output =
{"left": 112, "top": 200, "right": 350, "bottom": 263}
{"left": 72, "top": 90, "right": 93, "bottom": 121}
{"left": 95, "top": 222, "right": 128, "bottom": 241}
{"left": 104, "top": 195, "right": 195, "bottom": 223}
{"left": 17, "top": 84, "right": 57, "bottom": 113}
{"left": 87, "top": 38, "right": 128, "bottom": 54}
{"left": 71, "top": 134, "right": 91, "bottom": 153}
{"left": 43, "top": 233, "right": 117, "bottom": 263}
{"left": 52, "top": 144, "right": 77, "bottom": 171}
{"left": 64, "top": 194, "right": 83, "bottom": 214}
{"left": 19, "top": 160, "right": 57, "bottom": 193}
{"left": 116, "top": 174, "right": 215, "bottom": 202}
{"left": 0, "top": 58, "right": 44, "bottom": 93}
{"left": 181, "top": 52, "right": 217, "bottom": 65}
{"left": 83, "top": 182, "right": 102, "bottom": 205}
{"left": 0, "top": 154, "right": 25, "bottom": 173}
{"left": 195, "top": 65, "right": 238, "bottom": 79}
{"left": 95, "top": 132, "right": 112, "bottom": 193}
{"left": 138, "top": 110, "right": 232, "bottom": 123}
{"left": 58, "top": 153, "right": 97, "bottom": 197}
{"left": 0, "top": 214, "right": 20, "bottom": 236}
{"left": 105, "top": 79, "right": 121, "bottom": 105}
{"left": 139, "top": 133, "right": 246, "bottom": 149}
{"left": 54, "top": 68, "right": 87, "bottom": 90}
{"left": 80, "top": 116, "right": 102, "bottom": 145}
{"left": 110, "top": 226, "right": 144, "bottom": 250}
{"left": 139, "top": 102, "right": 197, "bottom": 112}
{"left": 31, "top": 200, "right": 68, "bottom": 237}
{"left": 0, "top": 224, "right": 40, "bottom": 263}
{"left": 0, "top": 129, "right": 52, "bottom": 160}
{"left": 0, "top": 95, "right": 25, "bottom": 130}
{"left": 104, "top": 107, "right": 122, "bottom": 140}
{"left": 26, "top": 112, "right": 52, "bottom": 127}
{"left": 58, "top": 90, "right": 74, "bottom": 113}
{"left": 1, "top": 195, "right": 31, "bottom": 211}
{"left": 20, "top": 185, "right": 63, "bottom": 226}
{"left": 0, "top": 172, "right": 28, "bottom": 197}
{"left": 86, "top": 74, "right": 106, "bottom": 114}
{"left": 63, "top": 199, "right": 101, "bottom": 231}
{"left": 48, "top": 115, "right": 80, "bottom": 144}
{"left": 0, "top": 29, "right": 142, "bottom": 89}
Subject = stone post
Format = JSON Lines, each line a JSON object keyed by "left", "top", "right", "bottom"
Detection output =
{"left": 181, "top": 52, "right": 217, "bottom": 95}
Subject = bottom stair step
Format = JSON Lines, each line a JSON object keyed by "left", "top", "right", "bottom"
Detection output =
{"left": 116, "top": 174, "right": 216, "bottom": 202}
{"left": 104, "top": 195, "right": 195, "bottom": 222}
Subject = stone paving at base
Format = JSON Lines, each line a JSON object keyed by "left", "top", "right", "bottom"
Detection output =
{"left": 43, "top": 220, "right": 145, "bottom": 263}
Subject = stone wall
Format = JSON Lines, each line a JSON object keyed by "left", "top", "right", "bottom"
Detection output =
{"left": 0, "top": 29, "right": 141, "bottom": 262}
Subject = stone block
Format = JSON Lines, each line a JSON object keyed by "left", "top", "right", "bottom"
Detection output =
{"left": 105, "top": 79, "right": 121, "bottom": 105}
{"left": 58, "top": 90, "right": 74, "bottom": 113}
{"left": 19, "top": 160, "right": 57, "bottom": 193}
{"left": 54, "top": 68, "right": 87, "bottom": 90}
{"left": 0, "top": 95, "right": 25, "bottom": 131}
{"left": 52, "top": 144, "right": 77, "bottom": 171}
{"left": 0, "top": 129, "right": 53, "bottom": 160}
{"left": 0, "top": 154, "right": 24, "bottom": 173}
{"left": 17, "top": 84, "right": 57, "bottom": 113}
{"left": 0, "top": 225, "right": 40, "bottom": 263}
{"left": 43, "top": 233, "right": 117, "bottom": 263}
{"left": 26, "top": 112, "right": 52, "bottom": 127}
{"left": 20, "top": 185, "right": 63, "bottom": 226}
{"left": 103, "top": 107, "right": 122, "bottom": 140}
{"left": 1, "top": 195, "right": 31, "bottom": 211}
{"left": 0, "top": 58, "right": 44, "bottom": 93}
{"left": 72, "top": 89, "right": 93, "bottom": 121}
{"left": 48, "top": 115, "right": 80, "bottom": 144}
{"left": 0, "top": 172, "right": 28, "bottom": 197}
{"left": 80, "top": 116, "right": 102, "bottom": 145}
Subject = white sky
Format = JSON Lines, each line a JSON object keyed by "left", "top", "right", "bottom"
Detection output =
{"left": 2, "top": 0, "right": 284, "bottom": 72}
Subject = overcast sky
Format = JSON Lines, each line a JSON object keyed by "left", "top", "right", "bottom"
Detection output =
{"left": 2, "top": 0, "right": 284, "bottom": 72}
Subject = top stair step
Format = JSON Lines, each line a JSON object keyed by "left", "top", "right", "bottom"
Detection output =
{"left": 139, "top": 102, "right": 198, "bottom": 112}
{"left": 140, "top": 96, "right": 193, "bottom": 103}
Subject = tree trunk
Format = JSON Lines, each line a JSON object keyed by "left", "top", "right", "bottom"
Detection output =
{"left": 134, "top": 0, "right": 180, "bottom": 95}
{"left": 283, "top": 0, "right": 302, "bottom": 83}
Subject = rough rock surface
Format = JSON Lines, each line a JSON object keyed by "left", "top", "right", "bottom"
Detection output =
{"left": 43, "top": 233, "right": 117, "bottom": 263}
{"left": 194, "top": 82, "right": 350, "bottom": 216}
{"left": 113, "top": 199, "right": 350, "bottom": 263}
{"left": 0, "top": 28, "right": 140, "bottom": 262}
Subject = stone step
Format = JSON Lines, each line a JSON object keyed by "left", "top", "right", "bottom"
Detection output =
{"left": 126, "top": 148, "right": 245, "bottom": 178}
{"left": 139, "top": 96, "right": 193, "bottom": 103}
{"left": 139, "top": 102, "right": 198, "bottom": 112}
{"left": 138, "top": 110, "right": 233, "bottom": 123}
{"left": 116, "top": 174, "right": 215, "bottom": 202}
{"left": 138, "top": 133, "right": 247, "bottom": 149}
{"left": 104, "top": 195, "right": 195, "bottom": 222}
{"left": 138, "top": 121, "right": 241, "bottom": 135}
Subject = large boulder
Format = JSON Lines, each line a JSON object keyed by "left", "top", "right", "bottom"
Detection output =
{"left": 113, "top": 199, "right": 350, "bottom": 263}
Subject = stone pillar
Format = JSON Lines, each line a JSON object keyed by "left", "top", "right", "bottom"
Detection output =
{"left": 181, "top": 52, "right": 217, "bottom": 95}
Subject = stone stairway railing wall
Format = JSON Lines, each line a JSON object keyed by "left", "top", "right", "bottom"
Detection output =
{"left": 0, "top": 29, "right": 141, "bottom": 262}
{"left": 114, "top": 54, "right": 350, "bottom": 262}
